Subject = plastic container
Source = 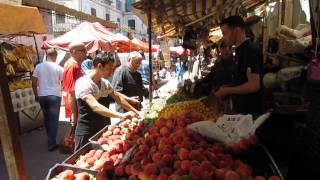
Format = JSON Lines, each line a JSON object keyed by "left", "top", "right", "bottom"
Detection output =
{"left": 46, "top": 163, "right": 106, "bottom": 180}
{"left": 233, "top": 143, "right": 284, "bottom": 180}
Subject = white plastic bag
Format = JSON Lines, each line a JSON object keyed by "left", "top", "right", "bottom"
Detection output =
{"left": 187, "top": 112, "right": 270, "bottom": 145}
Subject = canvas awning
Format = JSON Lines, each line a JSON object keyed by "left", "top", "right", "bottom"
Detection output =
{"left": 132, "top": 0, "right": 266, "bottom": 37}
{"left": 115, "top": 33, "right": 157, "bottom": 52}
{"left": 42, "top": 22, "right": 128, "bottom": 54}
{"left": 0, "top": 3, "right": 46, "bottom": 35}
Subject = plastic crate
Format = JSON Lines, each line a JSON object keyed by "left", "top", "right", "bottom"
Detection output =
{"left": 46, "top": 163, "right": 106, "bottom": 180}
{"left": 233, "top": 143, "right": 284, "bottom": 180}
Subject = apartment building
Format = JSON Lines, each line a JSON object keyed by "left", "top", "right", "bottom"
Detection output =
{"left": 51, "top": 0, "right": 147, "bottom": 39}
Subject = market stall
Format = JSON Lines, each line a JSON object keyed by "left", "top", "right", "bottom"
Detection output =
{"left": 0, "top": 3, "right": 47, "bottom": 179}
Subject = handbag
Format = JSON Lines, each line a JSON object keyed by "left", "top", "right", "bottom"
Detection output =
{"left": 59, "top": 124, "right": 75, "bottom": 154}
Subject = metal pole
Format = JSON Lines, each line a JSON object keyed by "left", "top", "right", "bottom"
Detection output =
{"left": 148, "top": 0, "right": 153, "bottom": 106}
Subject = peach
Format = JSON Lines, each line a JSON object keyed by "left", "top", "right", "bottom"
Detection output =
{"left": 114, "top": 165, "right": 125, "bottom": 176}
{"left": 214, "top": 169, "right": 226, "bottom": 180}
{"left": 75, "top": 172, "right": 90, "bottom": 180}
{"left": 162, "top": 154, "right": 174, "bottom": 165}
{"left": 268, "top": 176, "right": 280, "bottom": 180}
{"left": 255, "top": 176, "right": 266, "bottom": 180}
{"left": 189, "top": 166, "right": 202, "bottom": 180}
{"left": 168, "top": 174, "right": 181, "bottom": 180}
{"left": 59, "top": 169, "right": 74, "bottom": 180}
{"left": 174, "top": 160, "right": 182, "bottom": 169}
{"left": 177, "top": 148, "right": 189, "bottom": 160}
{"left": 225, "top": 170, "right": 240, "bottom": 180}
{"left": 144, "top": 163, "right": 159, "bottom": 175}
{"left": 180, "top": 160, "right": 192, "bottom": 171}
{"left": 152, "top": 152, "right": 162, "bottom": 162}
{"left": 201, "top": 171, "right": 212, "bottom": 180}
{"left": 160, "top": 167, "right": 173, "bottom": 176}
{"left": 157, "top": 174, "right": 169, "bottom": 180}
{"left": 235, "top": 166, "right": 251, "bottom": 180}
{"left": 189, "top": 150, "right": 200, "bottom": 160}
{"left": 201, "top": 160, "right": 214, "bottom": 172}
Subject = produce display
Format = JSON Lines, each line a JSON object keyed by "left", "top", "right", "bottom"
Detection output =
{"left": 117, "top": 114, "right": 281, "bottom": 180}
{"left": 74, "top": 149, "right": 114, "bottom": 171}
{"left": 165, "top": 93, "right": 191, "bottom": 104}
{"left": 8, "top": 79, "right": 32, "bottom": 92}
{"left": 47, "top": 93, "right": 282, "bottom": 180}
{"left": 1, "top": 42, "right": 35, "bottom": 76}
{"left": 158, "top": 100, "right": 220, "bottom": 121}
{"left": 96, "top": 118, "right": 145, "bottom": 153}
{"left": 51, "top": 169, "right": 95, "bottom": 180}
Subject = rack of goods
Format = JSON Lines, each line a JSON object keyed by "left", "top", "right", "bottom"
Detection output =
{"left": 0, "top": 41, "right": 43, "bottom": 133}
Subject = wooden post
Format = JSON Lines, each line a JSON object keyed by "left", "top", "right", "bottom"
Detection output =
{"left": 0, "top": 53, "right": 27, "bottom": 179}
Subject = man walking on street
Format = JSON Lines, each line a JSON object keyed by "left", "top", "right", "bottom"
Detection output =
{"left": 62, "top": 42, "right": 86, "bottom": 125}
{"left": 32, "top": 48, "right": 63, "bottom": 151}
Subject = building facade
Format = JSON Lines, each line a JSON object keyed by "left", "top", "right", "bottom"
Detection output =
{"left": 51, "top": 0, "right": 147, "bottom": 39}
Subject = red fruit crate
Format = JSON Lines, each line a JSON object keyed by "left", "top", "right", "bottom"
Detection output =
{"left": 46, "top": 163, "right": 107, "bottom": 180}
{"left": 233, "top": 143, "right": 284, "bottom": 180}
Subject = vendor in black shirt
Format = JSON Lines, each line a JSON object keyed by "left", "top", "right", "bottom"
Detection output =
{"left": 214, "top": 15, "right": 264, "bottom": 115}
{"left": 112, "top": 51, "right": 146, "bottom": 112}
{"left": 74, "top": 52, "right": 139, "bottom": 151}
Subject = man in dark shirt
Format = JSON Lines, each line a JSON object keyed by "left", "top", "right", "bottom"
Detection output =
{"left": 214, "top": 15, "right": 264, "bottom": 115}
{"left": 112, "top": 51, "right": 145, "bottom": 112}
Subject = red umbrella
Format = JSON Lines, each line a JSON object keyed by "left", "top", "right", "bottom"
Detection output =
{"left": 42, "top": 22, "right": 129, "bottom": 53}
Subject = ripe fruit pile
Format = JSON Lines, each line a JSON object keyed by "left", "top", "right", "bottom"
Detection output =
{"left": 97, "top": 118, "right": 145, "bottom": 153}
{"left": 75, "top": 149, "right": 114, "bottom": 171}
{"left": 158, "top": 100, "right": 214, "bottom": 120}
{"left": 117, "top": 114, "right": 281, "bottom": 180}
{"left": 51, "top": 169, "right": 94, "bottom": 180}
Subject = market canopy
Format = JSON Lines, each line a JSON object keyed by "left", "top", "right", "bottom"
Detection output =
{"left": 42, "top": 22, "right": 129, "bottom": 54}
{"left": 132, "top": 0, "right": 266, "bottom": 37}
{"left": 0, "top": 3, "right": 46, "bottom": 35}
{"left": 115, "top": 33, "right": 157, "bottom": 52}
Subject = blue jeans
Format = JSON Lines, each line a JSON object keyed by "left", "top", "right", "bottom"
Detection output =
{"left": 38, "top": 96, "right": 61, "bottom": 148}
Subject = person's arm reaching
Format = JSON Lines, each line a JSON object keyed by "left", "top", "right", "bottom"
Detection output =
{"left": 83, "top": 94, "right": 135, "bottom": 119}
{"left": 110, "top": 91, "right": 139, "bottom": 115}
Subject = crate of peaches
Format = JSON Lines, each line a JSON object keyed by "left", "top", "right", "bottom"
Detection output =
{"left": 46, "top": 163, "right": 107, "bottom": 180}
{"left": 89, "top": 117, "right": 146, "bottom": 154}
{"left": 63, "top": 142, "right": 116, "bottom": 172}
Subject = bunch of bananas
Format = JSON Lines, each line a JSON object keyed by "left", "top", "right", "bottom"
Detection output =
{"left": 158, "top": 100, "right": 214, "bottom": 120}
{"left": 1, "top": 44, "right": 35, "bottom": 74}
{"left": 8, "top": 79, "right": 32, "bottom": 92}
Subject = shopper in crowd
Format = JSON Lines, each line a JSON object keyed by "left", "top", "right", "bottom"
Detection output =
{"left": 74, "top": 52, "right": 139, "bottom": 150}
{"left": 32, "top": 48, "right": 63, "bottom": 151}
{"left": 81, "top": 56, "right": 93, "bottom": 75}
{"left": 175, "top": 57, "right": 184, "bottom": 82}
{"left": 112, "top": 51, "right": 146, "bottom": 112}
{"left": 62, "top": 42, "right": 86, "bottom": 126}
{"left": 214, "top": 15, "right": 264, "bottom": 115}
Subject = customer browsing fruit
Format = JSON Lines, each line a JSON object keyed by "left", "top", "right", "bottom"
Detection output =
{"left": 74, "top": 52, "right": 139, "bottom": 151}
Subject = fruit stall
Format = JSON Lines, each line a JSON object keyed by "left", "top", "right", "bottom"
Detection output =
{"left": 47, "top": 92, "right": 283, "bottom": 180}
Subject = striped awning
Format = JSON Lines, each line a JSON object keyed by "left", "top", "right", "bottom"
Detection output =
{"left": 133, "top": 0, "right": 266, "bottom": 37}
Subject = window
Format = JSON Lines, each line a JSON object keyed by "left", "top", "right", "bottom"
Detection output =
{"left": 117, "top": 18, "right": 121, "bottom": 23}
{"left": 125, "top": 0, "right": 135, "bottom": 12}
{"left": 56, "top": 14, "right": 65, "bottom": 24}
{"left": 104, "top": 0, "right": 113, "bottom": 5}
{"left": 91, "top": 8, "right": 96, "bottom": 17}
{"left": 128, "top": 19, "right": 135, "bottom": 30}
{"left": 106, "top": 13, "right": 110, "bottom": 21}
{"left": 116, "top": 0, "right": 122, "bottom": 11}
